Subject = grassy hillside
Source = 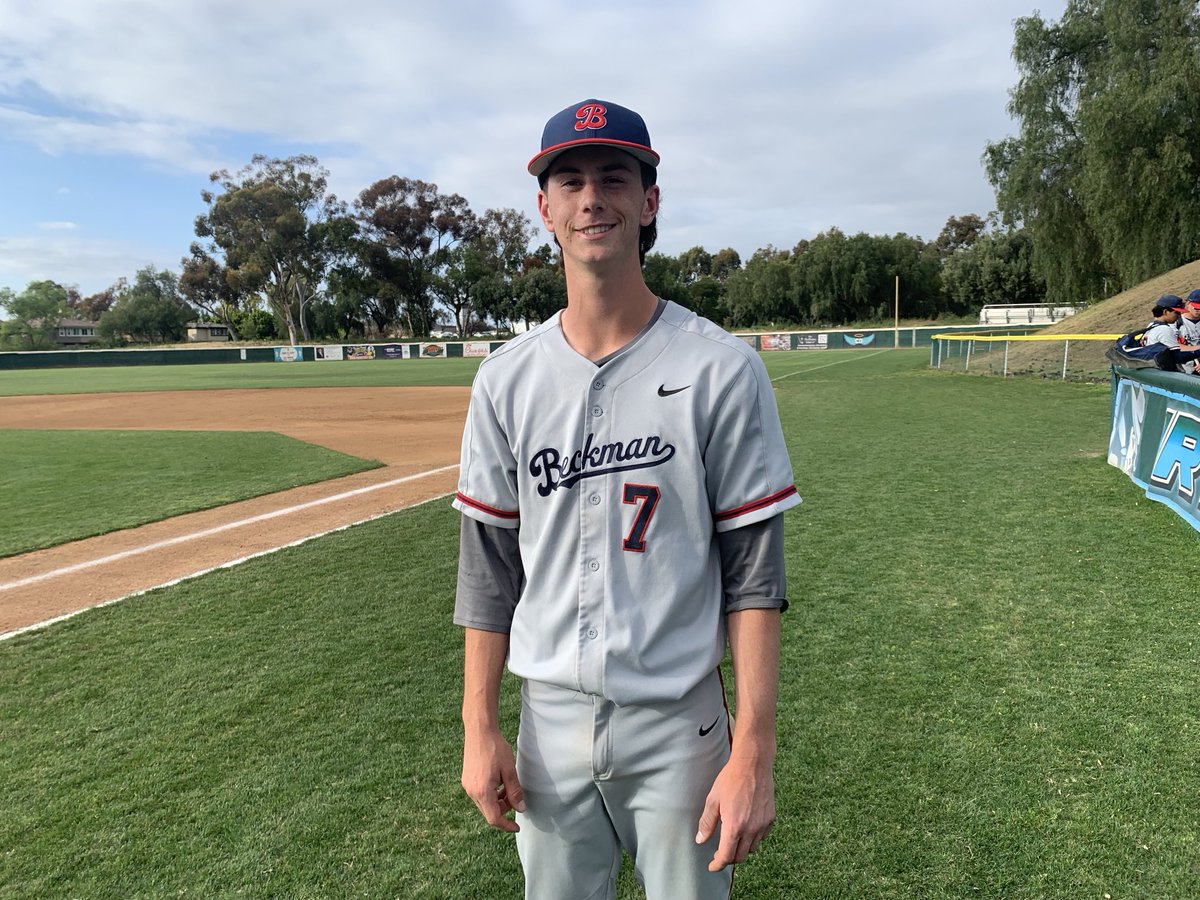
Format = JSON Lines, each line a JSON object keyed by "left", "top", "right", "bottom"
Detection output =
{"left": 1004, "top": 258, "right": 1200, "bottom": 379}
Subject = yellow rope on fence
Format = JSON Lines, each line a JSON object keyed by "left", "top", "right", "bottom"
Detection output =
{"left": 932, "top": 333, "right": 1122, "bottom": 342}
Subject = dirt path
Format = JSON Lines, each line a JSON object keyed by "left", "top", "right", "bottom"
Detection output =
{"left": 0, "top": 387, "right": 470, "bottom": 638}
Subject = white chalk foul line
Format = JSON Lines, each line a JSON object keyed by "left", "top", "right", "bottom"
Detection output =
{"left": 770, "top": 349, "right": 892, "bottom": 382}
{"left": 0, "top": 464, "right": 459, "bottom": 594}
{"left": 0, "top": 491, "right": 456, "bottom": 643}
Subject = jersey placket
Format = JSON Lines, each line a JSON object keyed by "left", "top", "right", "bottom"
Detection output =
{"left": 576, "top": 370, "right": 612, "bottom": 697}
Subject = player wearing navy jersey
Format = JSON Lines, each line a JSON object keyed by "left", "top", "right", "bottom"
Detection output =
{"left": 454, "top": 99, "right": 800, "bottom": 899}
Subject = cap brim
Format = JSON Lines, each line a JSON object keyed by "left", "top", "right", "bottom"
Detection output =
{"left": 528, "top": 139, "right": 660, "bottom": 177}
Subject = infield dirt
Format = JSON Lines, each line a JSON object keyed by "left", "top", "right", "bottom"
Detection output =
{"left": 0, "top": 386, "right": 470, "bottom": 637}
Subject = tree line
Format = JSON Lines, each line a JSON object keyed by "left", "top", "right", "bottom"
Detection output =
{"left": 0, "top": 162, "right": 1044, "bottom": 350}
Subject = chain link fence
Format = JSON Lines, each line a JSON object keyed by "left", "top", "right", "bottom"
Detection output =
{"left": 930, "top": 333, "right": 1121, "bottom": 381}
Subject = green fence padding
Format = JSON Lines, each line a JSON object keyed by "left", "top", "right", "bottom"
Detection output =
{"left": 1109, "top": 366, "right": 1200, "bottom": 534}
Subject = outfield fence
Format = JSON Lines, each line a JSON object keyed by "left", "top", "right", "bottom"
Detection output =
{"left": 0, "top": 324, "right": 1044, "bottom": 371}
{"left": 931, "top": 332, "right": 1122, "bottom": 381}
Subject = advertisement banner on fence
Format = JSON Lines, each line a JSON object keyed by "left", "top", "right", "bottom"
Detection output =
{"left": 1109, "top": 377, "right": 1200, "bottom": 533}
{"left": 420, "top": 343, "right": 446, "bottom": 358}
{"left": 843, "top": 333, "right": 876, "bottom": 347}
{"left": 464, "top": 342, "right": 490, "bottom": 358}
{"left": 315, "top": 345, "right": 344, "bottom": 361}
{"left": 346, "top": 345, "right": 376, "bottom": 360}
{"left": 760, "top": 334, "right": 791, "bottom": 351}
{"left": 377, "top": 344, "right": 410, "bottom": 359}
{"left": 274, "top": 346, "right": 303, "bottom": 362}
{"left": 796, "top": 334, "right": 828, "bottom": 350}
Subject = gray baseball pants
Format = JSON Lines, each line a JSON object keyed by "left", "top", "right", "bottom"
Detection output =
{"left": 514, "top": 670, "right": 734, "bottom": 900}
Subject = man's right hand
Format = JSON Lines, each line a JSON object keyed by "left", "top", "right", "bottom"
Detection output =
{"left": 461, "top": 728, "right": 525, "bottom": 833}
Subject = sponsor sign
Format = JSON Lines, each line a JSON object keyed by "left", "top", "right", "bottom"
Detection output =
{"left": 464, "top": 342, "right": 490, "bottom": 358}
{"left": 378, "top": 343, "right": 410, "bottom": 360}
{"left": 760, "top": 334, "right": 791, "bottom": 351}
{"left": 795, "top": 334, "right": 828, "bottom": 350}
{"left": 315, "top": 345, "right": 344, "bottom": 361}
{"left": 274, "top": 346, "right": 303, "bottom": 362}
{"left": 843, "top": 332, "right": 876, "bottom": 347}
{"left": 1109, "top": 376, "right": 1200, "bottom": 532}
{"left": 346, "top": 345, "right": 376, "bottom": 360}
{"left": 420, "top": 342, "right": 446, "bottom": 358}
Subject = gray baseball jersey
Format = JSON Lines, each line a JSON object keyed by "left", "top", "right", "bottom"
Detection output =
{"left": 1179, "top": 315, "right": 1200, "bottom": 346}
{"left": 1143, "top": 321, "right": 1180, "bottom": 347}
{"left": 1177, "top": 316, "right": 1200, "bottom": 373}
{"left": 453, "top": 299, "right": 800, "bottom": 706}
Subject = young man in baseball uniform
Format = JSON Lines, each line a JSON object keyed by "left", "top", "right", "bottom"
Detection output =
{"left": 453, "top": 99, "right": 801, "bottom": 899}
{"left": 1179, "top": 291, "right": 1200, "bottom": 374}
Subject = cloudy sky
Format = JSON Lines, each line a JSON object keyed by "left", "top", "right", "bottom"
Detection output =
{"left": 0, "top": 0, "right": 1067, "bottom": 296}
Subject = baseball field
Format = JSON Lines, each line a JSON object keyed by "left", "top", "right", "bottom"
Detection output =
{"left": 1, "top": 349, "right": 1197, "bottom": 898}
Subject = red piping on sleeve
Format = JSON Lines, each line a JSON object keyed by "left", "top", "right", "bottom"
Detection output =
{"left": 714, "top": 485, "right": 797, "bottom": 522}
{"left": 456, "top": 492, "right": 519, "bottom": 520}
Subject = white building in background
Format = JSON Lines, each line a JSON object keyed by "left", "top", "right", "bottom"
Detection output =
{"left": 979, "top": 304, "right": 1083, "bottom": 326}
{"left": 55, "top": 318, "right": 100, "bottom": 345}
{"left": 186, "top": 322, "right": 232, "bottom": 342}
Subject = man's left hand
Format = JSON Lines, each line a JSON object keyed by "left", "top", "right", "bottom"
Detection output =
{"left": 695, "top": 753, "right": 776, "bottom": 871}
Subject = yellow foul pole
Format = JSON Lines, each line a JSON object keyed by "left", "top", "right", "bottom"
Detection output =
{"left": 894, "top": 275, "right": 900, "bottom": 348}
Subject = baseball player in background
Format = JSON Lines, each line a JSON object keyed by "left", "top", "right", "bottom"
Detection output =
{"left": 1179, "top": 291, "right": 1200, "bottom": 374}
{"left": 453, "top": 98, "right": 801, "bottom": 899}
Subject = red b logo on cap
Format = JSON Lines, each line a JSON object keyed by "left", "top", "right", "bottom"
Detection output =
{"left": 575, "top": 104, "right": 607, "bottom": 132}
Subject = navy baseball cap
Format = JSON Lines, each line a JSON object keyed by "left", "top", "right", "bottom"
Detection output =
{"left": 1187, "top": 288, "right": 1200, "bottom": 306}
{"left": 1154, "top": 294, "right": 1186, "bottom": 313}
{"left": 528, "top": 99, "right": 660, "bottom": 177}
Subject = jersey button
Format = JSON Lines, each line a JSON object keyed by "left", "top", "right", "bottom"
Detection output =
{"left": 589, "top": 494, "right": 601, "bottom": 506}
{"left": 591, "top": 406, "right": 603, "bottom": 417}
{"left": 589, "top": 560, "right": 600, "bottom": 571}
{"left": 593, "top": 380, "right": 604, "bottom": 391}
{"left": 587, "top": 628, "right": 598, "bottom": 639}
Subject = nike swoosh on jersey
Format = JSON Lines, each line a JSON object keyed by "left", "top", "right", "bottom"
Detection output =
{"left": 658, "top": 384, "right": 690, "bottom": 397}
{"left": 698, "top": 716, "right": 720, "bottom": 737}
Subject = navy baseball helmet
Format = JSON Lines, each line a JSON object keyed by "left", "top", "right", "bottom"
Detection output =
{"left": 528, "top": 99, "right": 660, "bottom": 177}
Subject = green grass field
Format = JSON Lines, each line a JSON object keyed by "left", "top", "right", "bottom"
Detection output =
{"left": 0, "top": 430, "right": 381, "bottom": 558}
{"left": 2, "top": 350, "right": 1198, "bottom": 898}
{"left": 0, "top": 358, "right": 486, "bottom": 395}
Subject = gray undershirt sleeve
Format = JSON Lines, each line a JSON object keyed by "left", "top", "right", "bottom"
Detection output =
{"left": 455, "top": 507, "right": 785, "bottom": 629}
{"left": 718, "top": 514, "right": 789, "bottom": 614}
{"left": 454, "top": 515, "right": 524, "bottom": 633}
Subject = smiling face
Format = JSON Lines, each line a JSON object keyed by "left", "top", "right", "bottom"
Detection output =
{"left": 536, "top": 145, "right": 659, "bottom": 272}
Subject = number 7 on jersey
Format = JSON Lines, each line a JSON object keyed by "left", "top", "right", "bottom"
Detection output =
{"left": 622, "top": 483, "right": 661, "bottom": 552}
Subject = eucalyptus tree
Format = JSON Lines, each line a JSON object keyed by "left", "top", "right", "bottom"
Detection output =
{"left": 354, "top": 177, "right": 478, "bottom": 337}
{"left": 194, "top": 154, "right": 346, "bottom": 345}
{"left": 179, "top": 246, "right": 243, "bottom": 340}
{"left": 98, "top": 267, "right": 193, "bottom": 344}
